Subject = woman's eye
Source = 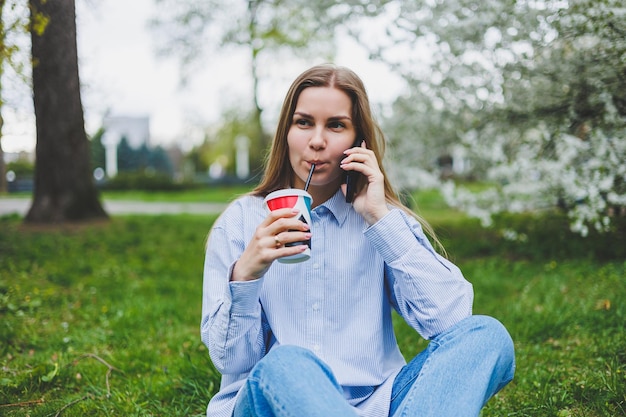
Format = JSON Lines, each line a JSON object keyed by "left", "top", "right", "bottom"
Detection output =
{"left": 329, "top": 121, "right": 345, "bottom": 130}
{"left": 295, "top": 118, "right": 311, "bottom": 127}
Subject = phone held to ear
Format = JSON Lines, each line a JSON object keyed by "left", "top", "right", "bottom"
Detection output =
{"left": 344, "top": 137, "right": 364, "bottom": 203}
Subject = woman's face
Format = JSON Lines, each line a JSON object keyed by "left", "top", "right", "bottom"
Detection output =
{"left": 287, "top": 86, "right": 357, "bottom": 194}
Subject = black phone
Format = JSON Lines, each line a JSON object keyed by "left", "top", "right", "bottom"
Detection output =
{"left": 344, "top": 137, "right": 364, "bottom": 203}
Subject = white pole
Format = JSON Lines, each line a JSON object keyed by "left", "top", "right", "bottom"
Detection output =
{"left": 235, "top": 135, "right": 250, "bottom": 179}
{"left": 102, "top": 132, "right": 119, "bottom": 178}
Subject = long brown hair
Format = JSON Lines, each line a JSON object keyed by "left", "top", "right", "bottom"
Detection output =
{"left": 252, "top": 64, "right": 445, "bottom": 254}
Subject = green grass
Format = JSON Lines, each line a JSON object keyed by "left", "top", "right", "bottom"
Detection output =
{"left": 394, "top": 258, "right": 626, "bottom": 416}
{"left": 0, "top": 185, "right": 254, "bottom": 203}
{"left": 100, "top": 185, "right": 255, "bottom": 203}
{"left": 0, "top": 215, "right": 221, "bottom": 416}
{"left": 407, "top": 188, "right": 469, "bottom": 224}
{"left": 1, "top": 191, "right": 625, "bottom": 416}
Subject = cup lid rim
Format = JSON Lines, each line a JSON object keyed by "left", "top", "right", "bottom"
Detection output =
{"left": 264, "top": 188, "right": 312, "bottom": 201}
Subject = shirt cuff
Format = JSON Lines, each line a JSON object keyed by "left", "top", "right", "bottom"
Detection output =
{"left": 364, "top": 209, "right": 426, "bottom": 262}
{"left": 229, "top": 278, "right": 263, "bottom": 315}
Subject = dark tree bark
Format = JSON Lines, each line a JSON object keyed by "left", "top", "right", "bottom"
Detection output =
{"left": 26, "top": 0, "right": 107, "bottom": 223}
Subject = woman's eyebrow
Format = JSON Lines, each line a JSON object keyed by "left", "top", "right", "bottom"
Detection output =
{"left": 294, "top": 111, "right": 352, "bottom": 121}
{"left": 328, "top": 115, "right": 352, "bottom": 122}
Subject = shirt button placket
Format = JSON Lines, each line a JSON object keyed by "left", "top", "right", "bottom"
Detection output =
{"left": 309, "top": 211, "right": 325, "bottom": 356}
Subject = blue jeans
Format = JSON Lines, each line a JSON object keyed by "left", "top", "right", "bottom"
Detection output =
{"left": 232, "top": 315, "right": 515, "bottom": 417}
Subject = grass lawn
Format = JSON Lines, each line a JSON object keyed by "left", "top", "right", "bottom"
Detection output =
{"left": 0, "top": 190, "right": 624, "bottom": 416}
{"left": 100, "top": 185, "right": 256, "bottom": 203}
{"left": 0, "top": 185, "right": 255, "bottom": 204}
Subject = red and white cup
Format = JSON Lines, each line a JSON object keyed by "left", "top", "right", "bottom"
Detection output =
{"left": 264, "top": 189, "right": 312, "bottom": 263}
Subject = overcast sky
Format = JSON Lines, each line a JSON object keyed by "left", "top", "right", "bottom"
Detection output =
{"left": 2, "top": 0, "right": 404, "bottom": 153}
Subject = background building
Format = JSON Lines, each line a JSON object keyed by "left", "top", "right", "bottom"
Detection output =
{"left": 101, "top": 115, "right": 150, "bottom": 177}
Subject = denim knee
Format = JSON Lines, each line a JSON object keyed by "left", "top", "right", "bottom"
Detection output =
{"left": 264, "top": 345, "right": 315, "bottom": 365}
{"left": 473, "top": 316, "right": 514, "bottom": 358}
{"left": 470, "top": 315, "right": 516, "bottom": 385}
{"left": 251, "top": 345, "right": 319, "bottom": 380}
{"left": 434, "top": 315, "right": 515, "bottom": 370}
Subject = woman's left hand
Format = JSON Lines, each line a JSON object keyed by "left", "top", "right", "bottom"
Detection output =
{"left": 340, "top": 141, "right": 390, "bottom": 225}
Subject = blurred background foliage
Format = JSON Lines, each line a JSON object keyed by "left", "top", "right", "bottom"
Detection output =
{"left": 1, "top": 0, "right": 624, "bottom": 234}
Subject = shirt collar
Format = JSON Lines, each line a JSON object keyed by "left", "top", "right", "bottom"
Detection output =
{"left": 313, "top": 189, "right": 352, "bottom": 226}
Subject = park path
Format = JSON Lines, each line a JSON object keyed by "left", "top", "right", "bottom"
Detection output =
{"left": 0, "top": 197, "right": 228, "bottom": 217}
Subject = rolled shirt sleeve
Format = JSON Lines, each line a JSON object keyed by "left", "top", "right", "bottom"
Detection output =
{"left": 201, "top": 202, "right": 268, "bottom": 375}
{"left": 364, "top": 208, "right": 473, "bottom": 339}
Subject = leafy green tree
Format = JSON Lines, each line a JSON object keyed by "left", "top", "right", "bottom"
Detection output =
{"left": 0, "top": 0, "right": 30, "bottom": 193}
{"left": 150, "top": 0, "right": 392, "bottom": 169}
{"left": 185, "top": 107, "right": 260, "bottom": 178}
{"left": 186, "top": 141, "right": 211, "bottom": 174}
{"left": 90, "top": 127, "right": 106, "bottom": 171}
{"left": 0, "top": 0, "right": 9, "bottom": 193}
{"left": 6, "top": 156, "right": 33, "bottom": 177}
{"left": 116, "top": 136, "right": 173, "bottom": 176}
{"left": 116, "top": 136, "right": 137, "bottom": 172}
{"left": 148, "top": 146, "right": 173, "bottom": 175}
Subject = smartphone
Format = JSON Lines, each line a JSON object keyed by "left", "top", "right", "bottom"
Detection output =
{"left": 344, "top": 137, "right": 364, "bottom": 203}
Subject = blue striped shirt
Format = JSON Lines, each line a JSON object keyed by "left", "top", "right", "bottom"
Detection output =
{"left": 201, "top": 189, "right": 473, "bottom": 417}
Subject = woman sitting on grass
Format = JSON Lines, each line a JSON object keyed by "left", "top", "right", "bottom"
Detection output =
{"left": 201, "top": 63, "right": 515, "bottom": 417}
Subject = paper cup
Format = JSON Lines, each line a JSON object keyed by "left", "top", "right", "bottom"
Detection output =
{"left": 264, "top": 189, "right": 312, "bottom": 263}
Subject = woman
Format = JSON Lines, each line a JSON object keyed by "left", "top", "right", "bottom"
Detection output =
{"left": 201, "top": 64, "right": 515, "bottom": 417}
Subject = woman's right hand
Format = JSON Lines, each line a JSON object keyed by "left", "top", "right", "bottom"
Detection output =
{"left": 230, "top": 208, "right": 311, "bottom": 282}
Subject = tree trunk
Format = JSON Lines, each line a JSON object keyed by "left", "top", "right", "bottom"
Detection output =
{"left": 26, "top": 0, "right": 107, "bottom": 223}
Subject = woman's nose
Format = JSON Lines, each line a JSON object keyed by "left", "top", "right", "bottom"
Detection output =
{"left": 309, "top": 127, "right": 326, "bottom": 149}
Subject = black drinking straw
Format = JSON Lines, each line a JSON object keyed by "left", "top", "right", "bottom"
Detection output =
{"left": 304, "top": 164, "right": 316, "bottom": 191}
